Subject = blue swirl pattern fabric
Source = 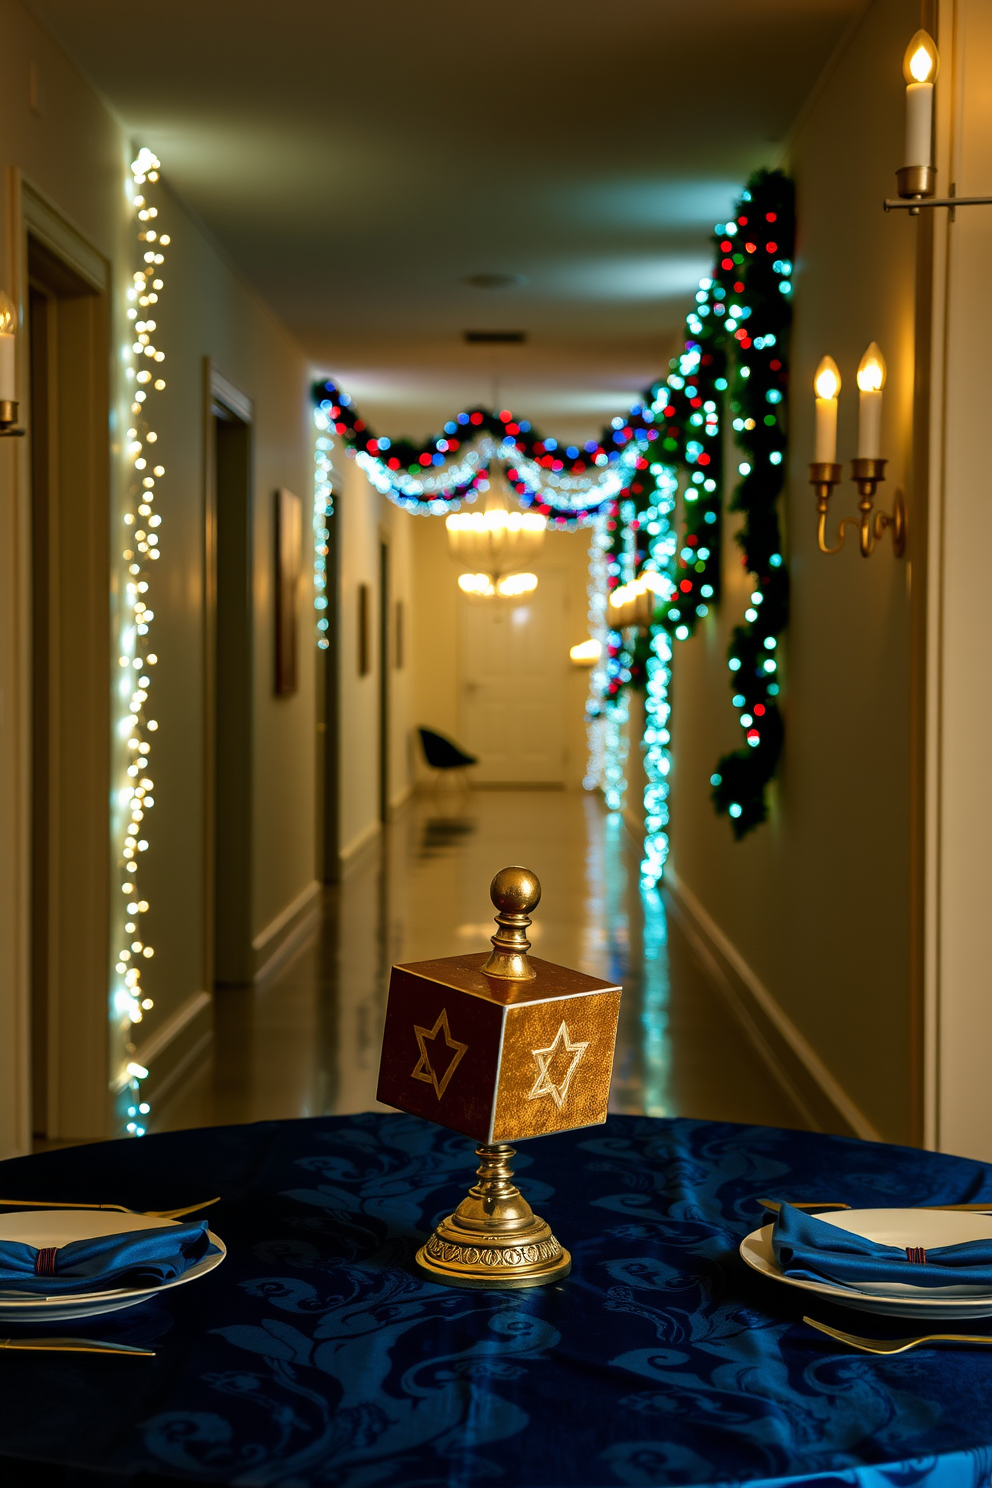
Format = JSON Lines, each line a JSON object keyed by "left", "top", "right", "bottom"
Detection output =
{"left": 0, "top": 1115, "right": 991, "bottom": 1486}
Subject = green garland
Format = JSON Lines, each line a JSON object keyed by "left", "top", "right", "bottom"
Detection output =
{"left": 314, "top": 168, "right": 794, "bottom": 841}
{"left": 708, "top": 170, "right": 793, "bottom": 836}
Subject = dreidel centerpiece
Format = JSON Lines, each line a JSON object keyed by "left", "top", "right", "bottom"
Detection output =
{"left": 376, "top": 866, "right": 622, "bottom": 1289}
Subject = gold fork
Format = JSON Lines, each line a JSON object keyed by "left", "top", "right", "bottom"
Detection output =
{"left": 804, "top": 1316, "right": 992, "bottom": 1355}
{"left": 0, "top": 1197, "right": 219, "bottom": 1220}
{"left": 0, "top": 1337, "right": 154, "bottom": 1356}
{"left": 758, "top": 1198, "right": 992, "bottom": 1216}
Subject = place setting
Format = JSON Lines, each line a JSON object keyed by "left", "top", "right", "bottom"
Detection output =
{"left": 0, "top": 1196, "right": 225, "bottom": 1356}
{"left": 740, "top": 1195, "right": 992, "bottom": 1353}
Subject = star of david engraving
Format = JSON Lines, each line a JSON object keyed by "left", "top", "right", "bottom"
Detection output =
{"left": 527, "top": 1020, "right": 590, "bottom": 1110}
{"left": 411, "top": 1009, "right": 468, "bottom": 1099}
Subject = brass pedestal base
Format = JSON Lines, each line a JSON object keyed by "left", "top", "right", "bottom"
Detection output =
{"left": 415, "top": 1142, "right": 571, "bottom": 1289}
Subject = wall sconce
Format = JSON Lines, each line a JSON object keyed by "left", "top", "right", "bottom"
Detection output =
{"left": 569, "top": 639, "right": 602, "bottom": 668}
{"left": 0, "top": 293, "right": 24, "bottom": 437}
{"left": 809, "top": 344, "right": 905, "bottom": 557}
{"left": 885, "top": 31, "right": 992, "bottom": 216}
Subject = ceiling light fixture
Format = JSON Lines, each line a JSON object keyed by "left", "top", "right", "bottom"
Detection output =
{"left": 446, "top": 460, "right": 546, "bottom": 595}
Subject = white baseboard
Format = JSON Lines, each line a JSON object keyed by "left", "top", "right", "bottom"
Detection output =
{"left": 252, "top": 880, "right": 320, "bottom": 955}
{"left": 389, "top": 782, "right": 413, "bottom": 814}
{"left": 252, "top": 879, "right": 322, "bottom": 982}
{"left": 664, "top": 864, "right": 881, "bottom": 1141}
{"left": 339, "top": 818, "right": 381, "bottom": 873}
{"left": 129, "top": 990, "right": 212, "bottom": 1078}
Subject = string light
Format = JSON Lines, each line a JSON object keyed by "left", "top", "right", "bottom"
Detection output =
{"left": 709, "top": 170, "right": 793, "bottom": 836}
{"left": 112, "top": 147, "right": 169, "bottom": 1135}
{"left": 311, "top": 390, "right": 658, "bottom": 518}
{"left": 639, "top": 465, "right": 678, "bottom": 886}
{"left": 582, "top": 515, "right": 613, "bottom": 793}
{"left": 312, "top": 415, "right": 335, "bottom": 649}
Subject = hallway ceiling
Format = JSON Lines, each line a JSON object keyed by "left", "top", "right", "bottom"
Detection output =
{"left": 28, "top": 0, "right": 863, "bottom": 439}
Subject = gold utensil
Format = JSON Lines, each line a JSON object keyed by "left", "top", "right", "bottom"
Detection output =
{"left": 804, "top": 1316, "right": 992, "bottom": 1355}
{"left": 0, "top": 1337, "right": 154, "bottom": 1356}
{"left": 758, "top": 1198, "right": 992, "bottom": 1216}
{"left": 0, "top": 1197, "right": 219, "bottom": 1220}
{"left": 758, "top": 1199, "right": 850, "bottom": 1214}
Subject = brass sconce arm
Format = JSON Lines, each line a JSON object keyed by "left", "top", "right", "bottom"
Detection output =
{"left": 0, "top": 400, "right": 25, "bottom": 438}
{"left": 810, "top": 460, "right": 906, "bottom": 558}
{"left": 811, "top": 461, "right": 846, "bottom": 553}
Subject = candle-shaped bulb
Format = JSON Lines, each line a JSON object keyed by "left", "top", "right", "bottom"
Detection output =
{"left": 857, "top": 343, "right": 886, "bottom": 459}
{"left": 814, "top": 356, "right": 840, "bottom": 402}
{"left": 813, "top": 355, "right": 841, "bottom": 464}
{"left": 903, "top": 30, "right": 938, "bottom": 170}
{"left": 0, "top": 291, "right": 15, "bottom": 405}
{"left": 857, "top": 343, "right": 886, "bottom": 394}
{"left": 903, "top": 29, "right": 938, "bottom": 84}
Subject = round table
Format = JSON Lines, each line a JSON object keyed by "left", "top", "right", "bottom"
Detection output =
{"left": 1, "top": 1114, "right": 992, "bottom": 1487}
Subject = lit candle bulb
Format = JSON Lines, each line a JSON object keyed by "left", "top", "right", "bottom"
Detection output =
{"left": 813, "top": 356, "right": 841, "bottom": 464}
{"left": 856, "top": 343, "right": 886, "bottom": 459}
{"left": 0, "top": 293, "right": 15, "bottom": 405}
{"left": 903, "top": 30, "right": 938, "bottom": 169}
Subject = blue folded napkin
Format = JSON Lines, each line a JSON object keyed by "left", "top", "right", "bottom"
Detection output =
{"left": 0, "top": 1220, "right": 218, "bottom": 1296}
{"left": 771, "top": 1203, "right": 992, "bottom": 1290}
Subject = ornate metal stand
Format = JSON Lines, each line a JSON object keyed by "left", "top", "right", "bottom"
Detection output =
{"left": 416, "top": 1142, "right": 571, "bottom": 1289}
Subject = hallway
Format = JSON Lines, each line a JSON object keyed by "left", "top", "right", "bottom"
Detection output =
{"left": 154, "top": 789, "right": 808, "bottom": 1134}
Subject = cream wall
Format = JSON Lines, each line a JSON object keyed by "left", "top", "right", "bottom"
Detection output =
{"left": 336, "top": 456, "right": 414, "bottom": 867}
{"left": 659, "top": 0, "right": 921, "bottom": 1144}
{"left": 0, "top": 0, "right": 320, "bottom": 1153}
{"left": 409, "top": 517, "right": 592, "bottom": 789}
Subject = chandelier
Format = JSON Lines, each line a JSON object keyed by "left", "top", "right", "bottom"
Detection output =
{"left": 446, "top": 460, "right": 546, "bottom": 595}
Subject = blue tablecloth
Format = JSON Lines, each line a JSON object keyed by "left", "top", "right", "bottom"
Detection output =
{"left": 1, "top": 1114, "right": 992, "bottom": 1487}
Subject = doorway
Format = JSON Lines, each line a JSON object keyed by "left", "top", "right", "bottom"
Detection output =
{"left": 457, "top": 570, "right": 567, "bottom": 784}
{"left": 378, "top": 540, "right": 390, "bottom": 823}
{"left": 208, "top": 387, "right": 253, "bottom": 986}
{"left": 27, "top": 232, "right": 110, "bottom": 1141}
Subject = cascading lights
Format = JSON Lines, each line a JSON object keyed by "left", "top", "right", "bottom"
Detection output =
{"left": 313, "top": 410, "right": 335, "bottom": 648}
{"left": 638, "top": 465, "right": 678, "bottom": 886}
{"left": 112, "top": 147, "right": 170, "bottom": 1135}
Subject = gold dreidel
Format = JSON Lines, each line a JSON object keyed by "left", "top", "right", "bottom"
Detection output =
{"left": 376, "top": 865, "right": 622, "bottom": 1289}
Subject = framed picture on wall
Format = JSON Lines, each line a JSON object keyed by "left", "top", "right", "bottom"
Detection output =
{"left": 358, "top": 583, "right": 371, "bottom": 676}
{"left": 275, "top": 488, "right": 302, "bottom": 695}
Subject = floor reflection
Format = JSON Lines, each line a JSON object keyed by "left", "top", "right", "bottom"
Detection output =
{"left": 155, "top": 790, "right": 808, "bottom": 1133}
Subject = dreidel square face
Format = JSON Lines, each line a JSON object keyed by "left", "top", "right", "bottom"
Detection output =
{"left": 376, "top": 953, "right": 622, "bottom": 1143}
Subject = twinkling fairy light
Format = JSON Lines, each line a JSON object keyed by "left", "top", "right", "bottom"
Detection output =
{"left": 112, "top": 147, "right": 170, "bottom": 1134}
{"left": 312, "top": 410, "right": 336, "bottom": 648}
{"left": 583, "top": 515, "right": 611, "bottom": 792}
{"left": 311, "top": 388, "right": 656, "bottom": 518}
{"left": 638, "top": 465, "right": 678, "bottom": 885}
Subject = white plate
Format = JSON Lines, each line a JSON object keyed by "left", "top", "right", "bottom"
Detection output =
{"left": 741, "top": 1208, "right": 992, "bottom": 1320}
{"left": 0, "top": 1209, "right": 225, "bottom": 1322}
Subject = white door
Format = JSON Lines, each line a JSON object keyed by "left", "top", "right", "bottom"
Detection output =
{"left": 458, "top": 569, "right": 566, "bottom": 784}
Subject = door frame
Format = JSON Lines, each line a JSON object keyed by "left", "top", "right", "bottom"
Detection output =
{"left": 4, "top": 172, "right": 111, "bottom": 1147}
{"left": 202, "top": 363, "right": 254, "bottom": 988}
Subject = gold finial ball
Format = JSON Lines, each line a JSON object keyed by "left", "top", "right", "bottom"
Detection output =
{"left": 490, "top": 865, "right": 541, "bottom": 918}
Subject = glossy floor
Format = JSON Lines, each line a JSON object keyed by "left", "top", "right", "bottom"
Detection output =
{"left": 154, "top": 789, "right": 809, "bottom": 1133}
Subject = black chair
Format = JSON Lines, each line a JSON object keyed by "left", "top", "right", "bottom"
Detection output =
{"left": 418, "top": 727, "right": 477, "bottom": 790}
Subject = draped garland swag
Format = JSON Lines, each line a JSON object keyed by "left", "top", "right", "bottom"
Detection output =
{"left": 312, "top": 169, "right": 794, "bottom": 856}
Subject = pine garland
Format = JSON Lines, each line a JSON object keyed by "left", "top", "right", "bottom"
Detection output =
{"left": 707, "top": 169, "right": 794, "bottom": 836}
{"left": 312, "top": 166, "right": 794, "bottom": 843}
